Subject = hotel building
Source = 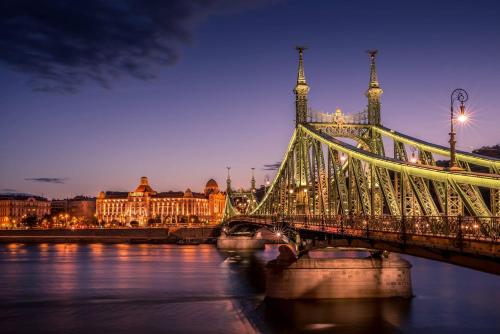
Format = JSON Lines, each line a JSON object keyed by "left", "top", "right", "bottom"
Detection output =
{"left": 96, "top": 177, "right": 225, "bottom": 225}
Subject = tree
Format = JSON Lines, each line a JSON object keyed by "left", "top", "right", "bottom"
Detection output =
{"left": 22, "top": 215, "right": 38, "bottom": 229}
{"left": 87, "top": 217, "right": 99, "bottom": 227}
{"left": 473, "top": 145, "right": 500, "bottom": 159}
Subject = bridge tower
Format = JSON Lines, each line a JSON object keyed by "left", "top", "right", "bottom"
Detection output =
{"left": 366, "top": 50, "right": 383, "bottom": 125}
{"left": 294, "top": 47, "right": 310, "bottom": 126}
{"left": 247, "top": 168, "right": 258, "bottom": 212}
{"left": 292, "top": 47, "right": 312, "bottom": 214}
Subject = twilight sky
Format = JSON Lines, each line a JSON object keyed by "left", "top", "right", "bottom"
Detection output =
{"left": 0, "top": 0, "right": 499, "bottom": 199}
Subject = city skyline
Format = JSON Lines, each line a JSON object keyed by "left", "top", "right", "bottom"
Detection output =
{"left": 1, "top": 0, "right": 500, "bottom": 198}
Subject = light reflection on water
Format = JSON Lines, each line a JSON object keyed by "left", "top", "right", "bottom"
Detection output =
{"left": 0, "top": 243, "right": 498, "bottom": 333}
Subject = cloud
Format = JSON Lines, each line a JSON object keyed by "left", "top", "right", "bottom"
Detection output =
{"left": 263, "top": 162, "right": 281, "bottom": 171}
{"left": 25, "top": 177, "right": 67, "bottom": 184}
{"left": 0, "top": 188, "right": 18, "bottom": 192}
{"left": 0, "top": 0, "right": 273, "bottom": 92}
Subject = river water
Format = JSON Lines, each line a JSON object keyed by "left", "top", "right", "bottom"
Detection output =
{"left": 0, "top": 243, "right": 498, "bottom": 333}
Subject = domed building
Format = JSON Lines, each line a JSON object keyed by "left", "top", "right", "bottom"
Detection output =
{"left": 134, "top": 176, "right": 156, "bottom": 193}
{"left": 183, "top": 188, "right": 193, "bottom": 198}
{"left": 204, "top": 179, "right": 219, "bottom": 195}
{"left": 204, "top": 179, "right": 225, "bottom": 221}
{"left": 95, "top": 177, "right": 226, "bottom": 226}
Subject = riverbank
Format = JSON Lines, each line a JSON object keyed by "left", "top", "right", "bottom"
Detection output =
{"left": 0, "top": 227, "right": 219, "bottom": 244}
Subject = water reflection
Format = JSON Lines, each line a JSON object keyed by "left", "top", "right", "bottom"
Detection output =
{"left": 0, "top": 243, "right": 498, "bottom": 334}
{"left": 220, "top": 250, "right": 268, "bottom": 293}
{"left": 89, "top": 243, "right": 103, "bottom": 256}
{"left": 262, "top": 298, "right": 411, "bottom": 333}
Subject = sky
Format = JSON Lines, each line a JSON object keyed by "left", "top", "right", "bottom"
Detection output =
{"left": 0, "top": 0, "right": 499, "bottom": 199}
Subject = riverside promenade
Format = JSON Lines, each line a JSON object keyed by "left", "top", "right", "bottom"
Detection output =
{"left": 0, "top": 227, "right": 218, "bottom": 244}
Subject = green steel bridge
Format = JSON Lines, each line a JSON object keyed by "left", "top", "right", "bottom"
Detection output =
{"left": 223, "top": 48, "right": 500, "bottom": 274}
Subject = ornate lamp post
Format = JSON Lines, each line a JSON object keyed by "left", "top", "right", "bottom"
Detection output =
{"left": 449, "top": 88, "right": 469, "bottom": 169}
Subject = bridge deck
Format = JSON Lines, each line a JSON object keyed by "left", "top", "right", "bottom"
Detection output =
{"left": 226, "top": 215, "right": 500, "bottom": 274}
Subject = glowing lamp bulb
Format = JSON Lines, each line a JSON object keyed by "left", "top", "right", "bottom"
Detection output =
{"left": 340, "top": 154, "right": 347, "bottom": 162}
{"left": 457, "top": 113, "right": 468, "bottom": 123}
{"left": 276, "top": 232, "right": 281, "bottom": 237}
{"left": 457, "top": 104, "right": 468, "bottom": 123}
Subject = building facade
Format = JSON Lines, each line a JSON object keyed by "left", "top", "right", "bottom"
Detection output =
{"left": 51, "top": 196, "right": 96, "bottom": 222}
{"left": 0, "top": 194, "right": 50, "bottom": 227}
{"left": 96, "top": 177, "right": 225, "bottom": 226}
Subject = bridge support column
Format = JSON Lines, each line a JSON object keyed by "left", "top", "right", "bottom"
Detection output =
{"left": 216, "top": 232, "right": 265, "bottom": 250}
{"left": 491, "top": 189, "right": 500, "bottom": 216}
{"left": 266, "top": 245, "right": 412, "bottom": 299}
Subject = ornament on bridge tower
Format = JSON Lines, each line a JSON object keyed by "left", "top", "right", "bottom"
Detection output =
{"left": 294, "top": 46, "right": 310, "bottom": 126}
{"left": 366, "top": 50, "right": 383, "bottom": 125}
{"left": 334, "top": 107, "right": 345, "bottom": 125}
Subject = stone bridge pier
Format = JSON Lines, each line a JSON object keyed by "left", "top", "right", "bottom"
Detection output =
{"left": 266, "top": 244, "right": 413, "bottom": 299}
{"left": 219, "top": 220, "right": 413, "bottom": 299}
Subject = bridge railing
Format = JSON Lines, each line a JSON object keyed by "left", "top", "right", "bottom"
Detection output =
{"left": 240, "top": 214, "right": 499, "bottom": 243}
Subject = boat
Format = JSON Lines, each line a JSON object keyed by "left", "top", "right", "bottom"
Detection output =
{"left": 176, "top": 238, "right": 200, "bottom": 245}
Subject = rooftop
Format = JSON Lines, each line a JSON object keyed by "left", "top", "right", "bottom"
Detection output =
{"left": 0, "top": 193, "right": 49, "bottom": 201}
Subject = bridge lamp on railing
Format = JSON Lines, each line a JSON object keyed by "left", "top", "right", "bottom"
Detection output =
{"left": 409, "top": 148, "right": 418, "bottom": 164}
{"left": 457, "top": 108, "right": 468, "bottom": 123}
{"left": 449, "top": 88, "right": 469, "bottom": 169}
{"left": 340, "top": 153, "right": 347, "bottom": 163}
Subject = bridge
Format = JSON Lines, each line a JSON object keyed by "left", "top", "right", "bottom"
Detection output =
{"left": 223, "top": 48, "right": 500, "bottom": 275}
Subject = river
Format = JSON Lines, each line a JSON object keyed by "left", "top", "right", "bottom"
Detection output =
{"left": 0, "top": 243, "right": 498, "bottom": 333}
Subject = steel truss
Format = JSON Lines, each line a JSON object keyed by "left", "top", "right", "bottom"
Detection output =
{"left": 246, "top": 124, "right": 500, "bottom": 221}
{"left": 224, "top": 49, "right": 500, "bottom": 223}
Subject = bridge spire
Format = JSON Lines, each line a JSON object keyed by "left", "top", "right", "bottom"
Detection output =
{"left": 250, "top": 167, "right": 256, "bottom": 192}
{"left": 365, "top": 50, "right": 383, "bottom": 125}
{"left": 226, "top": 167, "right": 232, "bottom": 193}
{"left": 294, "top": 46, "right": 310, "bottom": 126}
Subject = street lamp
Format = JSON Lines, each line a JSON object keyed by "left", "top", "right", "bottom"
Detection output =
{"left": 409, "top": 148, "right": 418, "bottom": 163}
{"left": 449, "top": 88, "right": 469, "bottom": 169}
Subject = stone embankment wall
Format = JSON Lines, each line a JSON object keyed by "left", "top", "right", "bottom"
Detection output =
{"left": 0, "top": 227, "right": 218, "bottom": 243}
